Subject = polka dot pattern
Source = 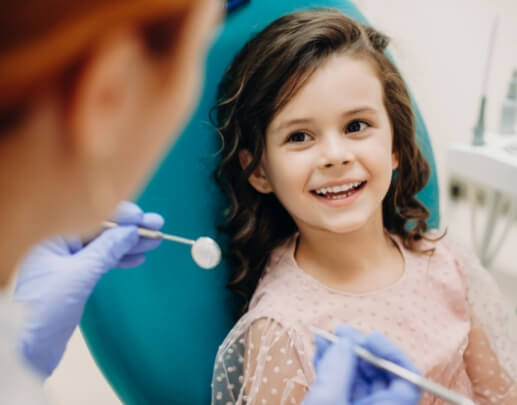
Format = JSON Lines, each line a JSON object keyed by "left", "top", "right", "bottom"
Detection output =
{"left": 211, "top": 234, "right": 517, "bottom": 404}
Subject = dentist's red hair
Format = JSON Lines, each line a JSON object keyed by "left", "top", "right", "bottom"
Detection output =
{"left": 0, "top": 0, "right": 196, "bottom": 129}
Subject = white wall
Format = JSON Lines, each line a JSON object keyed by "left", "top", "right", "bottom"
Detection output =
{"left": 45, "top": 1, "right": 517, "bottom": 403}
{"left": 356, "top": 0, "right": 517, "bottom": 220}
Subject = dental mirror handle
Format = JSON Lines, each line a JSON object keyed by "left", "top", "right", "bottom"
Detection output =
{"left": 102, "top": 221, "right": 194, "bottom": 245}
{"left": 310, "top": 326, "right": 477, "bottom": 405}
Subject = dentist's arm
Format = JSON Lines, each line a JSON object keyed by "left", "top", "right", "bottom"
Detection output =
{"left": 303, "top": 325, "right": 421, "bottom": 405}
{"left": 14, "top": 201, "right": 164, "bottom": 377}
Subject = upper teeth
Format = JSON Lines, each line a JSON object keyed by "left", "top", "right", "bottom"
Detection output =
{"left": 315, "top": 182, "right": 362, "bottom": 195}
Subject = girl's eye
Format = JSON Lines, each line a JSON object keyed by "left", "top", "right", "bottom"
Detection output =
{"left": 346, "top": 120, "right": 369, "bottom": 133}
{"left": 286, "top": 131, "right": 312, "bottom": 143}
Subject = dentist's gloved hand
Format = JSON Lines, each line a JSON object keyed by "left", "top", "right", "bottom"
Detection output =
{"left": 302, "top": 325, "right": 421, "bottom": 405}
{"left": 14, "top": 201, "right": 164, "bottom": 378}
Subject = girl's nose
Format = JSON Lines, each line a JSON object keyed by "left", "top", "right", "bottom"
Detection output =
{"left": 319, "top": 132, "right": 354, "bottom": 168}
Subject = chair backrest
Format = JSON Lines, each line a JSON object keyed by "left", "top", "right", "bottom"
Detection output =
{"left": 81, "top": 1, "right": 440, "bottom": 403}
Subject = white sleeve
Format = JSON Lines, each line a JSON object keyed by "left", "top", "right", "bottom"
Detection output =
{"left": 212, "top": 314, "right": 311, "bottom": 405}
{"left": 0, "top": 298, "right": 48, "bottom": 404}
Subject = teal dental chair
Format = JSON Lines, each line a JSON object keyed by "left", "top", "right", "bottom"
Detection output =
{"left": 81, "top": 1, "right": 440, "bottom": 403}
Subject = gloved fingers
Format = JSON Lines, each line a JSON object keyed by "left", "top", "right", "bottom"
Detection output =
{"left": 140, "top": 212, "right": 164, "bottom": 230}
{"left": 38, "top": 237, "right": 73, "bottom": 256}
{"left": 111, "top": 201, "right": 144, "bottom": 225}
{"left": 313, "top": 324, "right": 363, "bottom": 372}
{"left": 304, "top": 338, "right": 358, "bottom": 403}
{"left": 78, "top": 226, "right": 139, "bottom": 272}
{"left": 118, "top": 253, "right": 146, "bottom": 268}
{"left": 349, "top": 331, "right": 417, "bottom": 385}
{"left": 127, "top": 237, "right": 163, "bottom": 255}
{"left": 333, "top": 324, "right": 372, "bottom": 385}
{"left": 335, "top": 323, "right": 367, "bottom": 346}
{"left": 110, "top": 201, "right": 164, "bottom": 232}
{"left": 363, "top": 332, "right": 419, "bottom": 374}
{"left": 314, "top": 334, "right": 332, "bottom": 354}
{"left": 370, "top": 376, "right": 389, "bottom": 394}
{"left": 62, "top": 235, "right": 84, "bottom": 254}
{"left": 354, "top": 381, "right": 421, "bottom": 405}
{"left": 313, "top": 334, "right": 332, "bottom": 371}
{"left": 353, "top": 332, "right": 421, "bottom": 405}
{"left": 356, "top": 352, "right": 389, "bottom": 383}
{"left": 386, "top": 378, "right": 421, "bottom": 402}
{"left": 350, "top": 376, "right": 371, "bottom": 401}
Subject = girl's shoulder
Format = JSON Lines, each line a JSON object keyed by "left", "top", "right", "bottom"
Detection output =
{"left": 419, "top": 230, "right": 475, "bottom": 267}
{"left": 408, "top": 229, "right": 462, "bottom": 262}
{"left": 398, "top": 230, "right": 469, "bottom": 287}
{"left": 412, "top": 230, "right": 482, "bottom": 291}
{"left": 249, "top": 235, "right": 301, "bottom": 307}
{"left": 247, "top": 267, "right": 307, "bottom": 330}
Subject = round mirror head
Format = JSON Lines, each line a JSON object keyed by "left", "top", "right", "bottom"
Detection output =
{"left": 191, "top": 237, "right": 221, "bottom": 269}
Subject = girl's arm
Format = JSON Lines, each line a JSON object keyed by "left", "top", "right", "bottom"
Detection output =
{"left": 464, "top": 315, "right": 517, "bottom": 404}
{"left": 444, "top": 237, "right": 517, "bottom": 404}
{"left": 212, "top": 317, "right": 310, "bottom": 404}
{"left": 242, "top": 319, "right": 309, "bottom": 404}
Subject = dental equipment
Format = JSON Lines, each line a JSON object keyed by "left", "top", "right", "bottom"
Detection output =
{"left": 499, "top": 70, "right": 517, "bottom": 135}
{"left": 472, "top": 15, "right": 499, "bottom": 146}
{"left": 450, "top": 13, "right": 517, "bottom": 269}
{"left": 102, "top": 221, "right": 222, "bottom": 270}
{"left": 309, "top": 326, "right": 477, "bottom": 405}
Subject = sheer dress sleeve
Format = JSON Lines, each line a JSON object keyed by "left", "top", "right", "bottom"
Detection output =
{"left": 448, "top": 239, "right": 517, "bottom": 404}
{"left": 212, "top": 314, "right": 311, "bottom": 405}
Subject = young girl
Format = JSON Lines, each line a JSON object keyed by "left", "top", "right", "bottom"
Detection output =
{"left": 211, "top": 8, "right": 517, "bottom": 405}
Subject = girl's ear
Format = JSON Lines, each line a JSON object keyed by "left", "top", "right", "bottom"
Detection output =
{"left": 238, "top": 149, "right": 273, "bottom": 193}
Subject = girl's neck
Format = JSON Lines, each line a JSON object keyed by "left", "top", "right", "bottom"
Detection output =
{"left": 295, "top": 211, "right": 400, "bottom": 287}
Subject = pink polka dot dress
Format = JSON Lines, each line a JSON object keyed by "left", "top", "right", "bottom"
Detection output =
{"left": 212, "top": 234, "right": 517, "bottom": 404}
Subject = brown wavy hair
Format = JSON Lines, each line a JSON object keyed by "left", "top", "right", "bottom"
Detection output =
{"left": 213, "top": 8, "right": 434, "bottom": 313}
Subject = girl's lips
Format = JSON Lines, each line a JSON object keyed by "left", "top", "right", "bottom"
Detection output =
{"left": 311, "top": 181, "right": 366, "bottom": 207}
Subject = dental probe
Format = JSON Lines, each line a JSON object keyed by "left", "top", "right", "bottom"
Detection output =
{"left": 309, "top": 326, "right": 477, "bottom": 405}
{"left": 102, "top": 221, "right": 222, "bottom": 270}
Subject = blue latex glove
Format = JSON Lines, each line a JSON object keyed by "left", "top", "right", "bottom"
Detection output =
{"left": 302, "top": 325, "right": 421, "bottom": 405}
{"left": 13, "top": 201, "right": 164, "bottom": 377}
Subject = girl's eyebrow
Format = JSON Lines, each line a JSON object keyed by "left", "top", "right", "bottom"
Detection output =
{"left": 343, "top": 106, "right": 378, "bottom": 116}
{"left": 272, "top": 118, "right": 313, "bottom": 133}
{"left": 272, "top": 106, "right": 378, "bottom": 133}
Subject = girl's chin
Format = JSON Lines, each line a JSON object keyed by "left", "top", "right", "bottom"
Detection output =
{"left": 317, "top": 220, "right": 370, "bottom": 235}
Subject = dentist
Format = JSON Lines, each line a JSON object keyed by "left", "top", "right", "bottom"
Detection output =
{"left": 0, "top": 0, "right": 222, "bottom": 401}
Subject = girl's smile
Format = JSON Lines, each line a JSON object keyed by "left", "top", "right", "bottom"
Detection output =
{"left": 311, "top": 180, "right": 367, "bottom": 207}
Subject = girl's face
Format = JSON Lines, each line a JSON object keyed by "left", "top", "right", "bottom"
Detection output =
{"left": 249, "top": 54, "right": 397, "bottom": 236}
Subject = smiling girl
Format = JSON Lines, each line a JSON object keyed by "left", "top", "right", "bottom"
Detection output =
{"left": 211, "top": 9, "right": 517, "bottom": 405}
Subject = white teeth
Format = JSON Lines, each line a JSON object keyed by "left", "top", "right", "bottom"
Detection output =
{"left": 315, "top": 182, "right": 362, "bottom": 195}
